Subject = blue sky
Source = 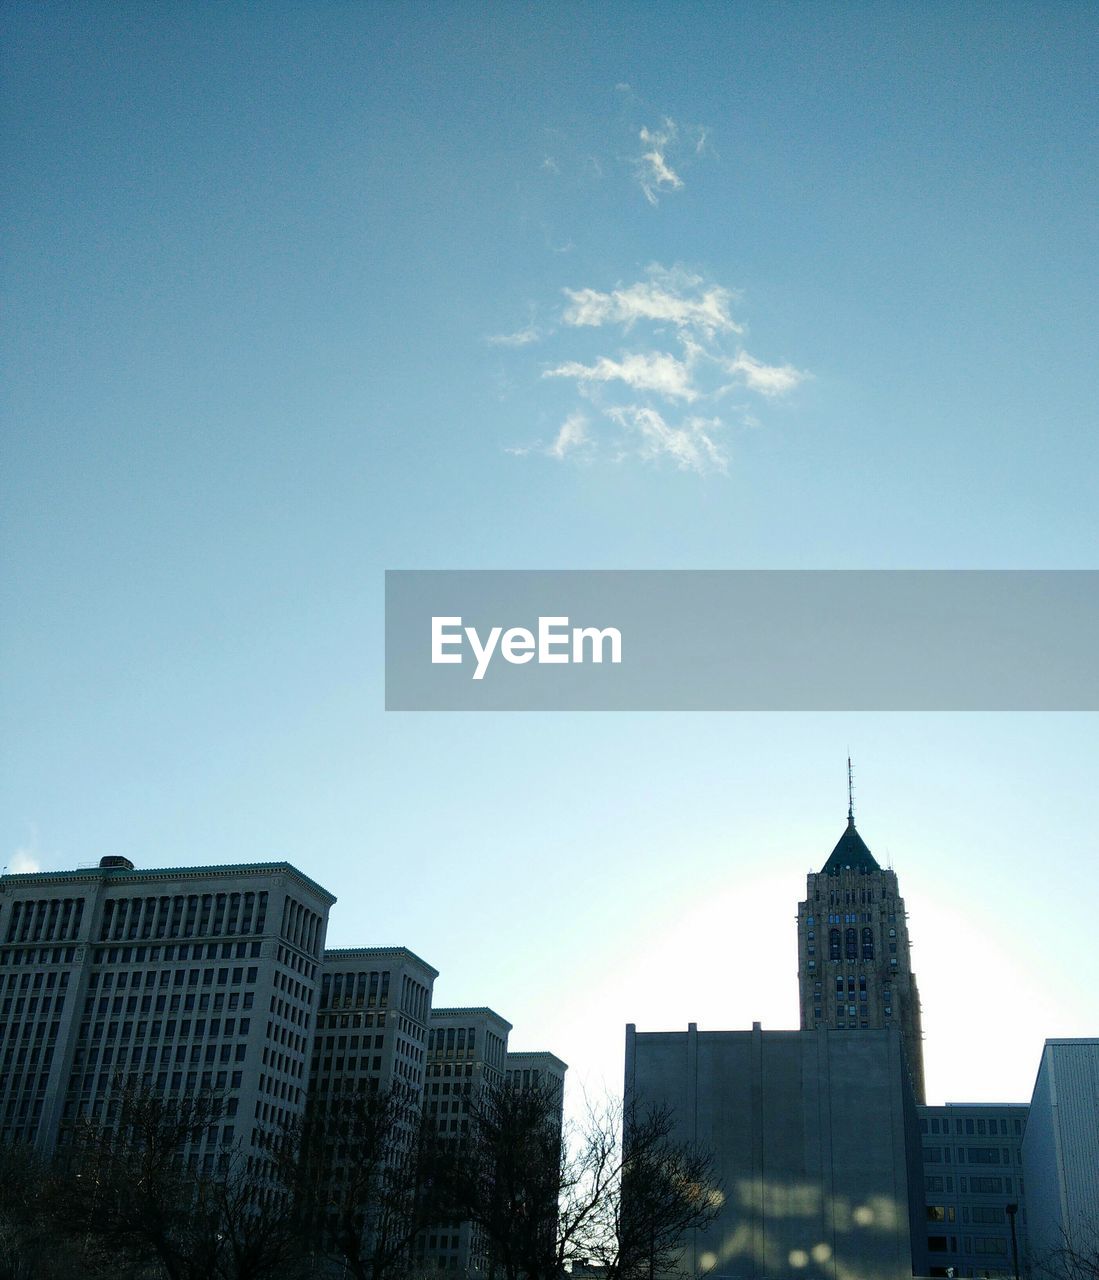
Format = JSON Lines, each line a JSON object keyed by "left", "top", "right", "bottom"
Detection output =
{"left": 2, "top": 2, "right": 1097, "bottom": 1105}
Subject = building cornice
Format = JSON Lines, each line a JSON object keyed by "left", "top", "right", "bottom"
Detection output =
{"left": 0, "top": 861, "right": 336, "bottom": 906}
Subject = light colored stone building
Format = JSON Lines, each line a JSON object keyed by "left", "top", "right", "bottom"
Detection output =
{"left": 0, "top": 855, "right": 334, "bottom": 1169}
{"left": 624, "top": 1021, "right": 927, "bottom": 1280}
{"left": 796, "top": 801, "right": 926, "bottom": 1103}
{"left": 504, "top": 1049, "right": 567, "bottom": 1103}
{"left": 309, "top": 945, "right": 437, "bottom": 1108}
{"left": 418, "top": 1005, "right": 513, "bottom": 1276}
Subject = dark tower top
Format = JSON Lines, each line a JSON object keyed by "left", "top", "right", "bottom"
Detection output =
{"left": 820, "top": 819, "right": 881, "bottom": 875}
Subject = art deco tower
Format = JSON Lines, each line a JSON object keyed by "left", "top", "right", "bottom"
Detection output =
{"left": 796, "top": 768, "right": 926, "bottom": 1102}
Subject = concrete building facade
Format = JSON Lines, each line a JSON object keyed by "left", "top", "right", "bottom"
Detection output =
{"left": 504, "top": 1049, "right": 567, "bottom": 1103}
{"left": 624, "top": 1022, "right": 927, "bottom": 1280}
{"left": 1021, "top": 1039, "right": 1099, "bottom": 1276}
{"left": 417, "top": 1006, "right": 513, "bottom": 1276}
{"left": 0, "top": 856, "right": 334, "bottom": 1170}
{"left": 797, "top": 806, "right": 926, "bottom": 1103}
{"left": 916, "top": 1103, "right": 1029, "bottom": 1279}
{"left": 309, "top": 946, "right": 437, "bottom": 1108}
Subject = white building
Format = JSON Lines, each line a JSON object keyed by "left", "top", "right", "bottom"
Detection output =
{"left": 504, "top": 1049, "right": 567, "bottom": 1103}
{"left": 0, "top": 855, "right": 334, "bottom": 1172}
{"left": 418, "top": 1006, "right": 512, "bottom": 1275}
{"left": 309, "top": 946, "right": 437, "bottom": 1107}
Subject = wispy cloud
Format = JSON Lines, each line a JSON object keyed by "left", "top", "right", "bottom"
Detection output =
{"left": 548, "top": 412, "right": 590, "bottom": 459}
{"left": 606, "top": 405, "right": 728, "bottom": 474}
{"left": 725, "top": 351, "right": 807, "bottom": 397}
{"left": 562, "top": 270, "right": 741, "bottom": 339}
{"left": 488, "top": 325, "right": 543, "bottom": 348}
{"left": 496, "top": 262, "right": 807, "bottom": 475}
{"left": 545, "top": 351, "right": 697, "bottom": 401}
{"left": 636, "top": 119, "right": 684, "bottom": 205}
{"left": 506, "top": 412, "right": 592, "bottom": 462}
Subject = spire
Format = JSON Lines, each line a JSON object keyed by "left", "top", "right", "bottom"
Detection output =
{"left": 847, "top": 755, "right": 855, "bottom": 828}
{"left": 820, "top": 756, "right": 879, "bottom": 875}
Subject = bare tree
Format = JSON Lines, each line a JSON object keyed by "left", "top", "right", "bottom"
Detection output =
{"left": 615, "top": 1104, "right": 721, "bottom": 1280}
{"left": 1032, "top": 1222, "right": 1099, "bottom": 1280}
{"left": 456, "top": 1079, "right": 566, "bottom": 1280}
{"left": 456, "top": 1084, "right": 721, "bottom": 1280}
{"left": 271, "top": 1084, "right": 455, "bottom": 1280}
{"left": 45, "top": 1081, "right": 304, "bottom": 1280}
{"left": 51, "top": 1083, "right": 225, "bottom": 1279}
{"left": 0, "top": 1141, "right": 90, "bottom": 1280}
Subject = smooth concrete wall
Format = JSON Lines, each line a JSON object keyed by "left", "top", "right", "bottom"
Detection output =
{"left": 625, "top": 1023, "right": 925, "bottom": 1280}
{"left": 1022, "top": 1039, "right": 1099, "bottom": 1271}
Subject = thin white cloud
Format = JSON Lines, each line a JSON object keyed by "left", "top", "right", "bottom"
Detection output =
{"left": 725, "top": 351, "right": 807, "bottom": 397}
{"left": 637, "top": 119, "right": 684, "bottom": 205}
{"left": 606, "top": 405, "right": 728, "bottom": 474}
{"left": 488, "top": 325, "right": 543, "bottom": 348}
{"left": 505, "top": 412, "right": 591, "bottom": 462}
{"left": 545, "top": 351, "right": 697, "bottom": 401}
{"left": 547, "top": 412, "right": 590, "bottom": 459}
{"left": 562, "top": 276, "right": 741, "bottom": 338}
{"left": 497, "top": 262, "right": 807, "bottom": 473}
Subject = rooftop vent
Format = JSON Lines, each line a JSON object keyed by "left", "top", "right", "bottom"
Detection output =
{"left": 99, "top": 855, "right": 134, "bottom": 871}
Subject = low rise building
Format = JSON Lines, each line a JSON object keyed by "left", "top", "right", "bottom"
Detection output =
{"left": 625, "top": 1021, "right": 927, "bottom": 1280}
{"left": 916, "top": 1102, "right": 1028, "bottom": 1278}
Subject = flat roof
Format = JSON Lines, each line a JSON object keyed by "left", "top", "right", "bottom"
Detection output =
{"left": 322, "top": 946, "right": 439, "bottom": 978}
{"left": 0, "top": 860, "right": 336, "bottom": 905}
{"left": 430, "top": 1006, "right": 513, "bottom": 1032}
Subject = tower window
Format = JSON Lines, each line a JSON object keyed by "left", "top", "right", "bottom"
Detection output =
{"left": 829, "top": 930, "right": 840, "bottom": 960}
{"left": 844, "top": 928, "right": 857, "bottom": 960}
{"left": 862, "top": 927, "right": 874, "bottom": 959}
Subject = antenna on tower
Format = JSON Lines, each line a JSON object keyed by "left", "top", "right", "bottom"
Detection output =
{"left": 847, "top": 755, "right": 855, "bottom": 827}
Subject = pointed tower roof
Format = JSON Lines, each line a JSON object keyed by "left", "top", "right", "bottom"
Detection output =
{"left": 821, "top": 818, "right": 880, "bottom": 875}
{"left": 820, "top": 757, "right": 880, "bottom": 873}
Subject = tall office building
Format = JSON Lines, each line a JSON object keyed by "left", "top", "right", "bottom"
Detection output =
{"left": 504, "top": 1050, "right": 567, "bottom": 1105}
{"left": 309, "top": 946, "right": 437, "bottom": 1108}
{"left": 796, "top": 779, "right": 926, "bottom": 1102}
{"left": 0, "top": 856, "right": 334, "bottom": 1167}
{"left": 417, "top": 1006, "right": 512, "bottom": 1276}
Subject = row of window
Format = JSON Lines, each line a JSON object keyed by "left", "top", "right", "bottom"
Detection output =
{"left": 93, "top": 940, "right": 261, "bottom": 966}
{"left": 923, "top": 1146, "right": 1019, "bottom": 1166}
{"left": 0, "top": 946, "right": 78, "bottom": 967}
{"left": 928, "top": 1236, "right": 1008, "bottom": 1257}
{"left": 428, "top": 1025, "right": 477, "bottom": 1054}
{"left": 921, "top": 1115, "right": 1022, "bottom": 1136}
{"left": 275, "top": 943, "right": 316, "bottom": 982}
{"left": 929, "top": 1205, "right": 1007, "bottom": 1224}
{"left": 320, "top": 969, "right": 391, "bottom": 1009}
{"left": 3, "top": 897, "right": 85, "bottom": 945}
{"left": 99, "top": 892, "right": 269, "bottom": 943}
{"left": 925, "top": 1175, "right": 1015, "bottom": 1194}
